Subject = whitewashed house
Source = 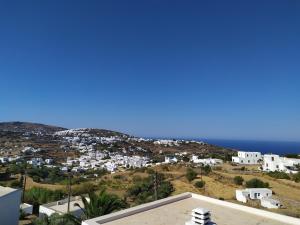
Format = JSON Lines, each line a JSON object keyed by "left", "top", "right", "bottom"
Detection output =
{"left": 27, "top": 158, "right": 44, "bottom": 166}
{"left": 261, "top": 198, "right": 282, "bottom": 209}
{"left": 263, "top": 154, "right": 300, "bottom": 174}
{"left": 0, "top": 157, "right": 8, "bottom": 163}
{"left": 164, "top": 156, "right": 178, "bottom": 164}
{"left": 191, "top": 155, "right": 223, "bottom": 166}
{"left": 235, "top": 188, "right": 281, "bottom": 209}
{"left": 104, "top": 162, "right": 117, "bottom": 172}
{"left": 45, "top": 158, "right": 54, "bottom": 164}
{"left": 232, "top": 151, "right": 262, "bottom": 164}
{"left": 236, "top": 188, "right": 272, "bottom": 203}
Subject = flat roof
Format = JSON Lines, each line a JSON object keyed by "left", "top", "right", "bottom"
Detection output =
{"left": 83, "top": 193, "right": 300, "bottom": 225}
{"left": 42, "top": 196, "right": 84, "bottom": 214}
{"left": 0, "top": 186, "right": 19, "bottom": 198}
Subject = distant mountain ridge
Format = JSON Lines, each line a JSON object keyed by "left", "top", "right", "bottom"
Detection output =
{"left": 0, "top": 121, "right": 128, "bottom": 137}
{"left": 0, "top": 121, "right": 66, "bottom": 134}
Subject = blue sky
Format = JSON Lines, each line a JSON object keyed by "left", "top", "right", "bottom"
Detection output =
{"left": 0, "top": 1, "right": 300, "bottom": 141}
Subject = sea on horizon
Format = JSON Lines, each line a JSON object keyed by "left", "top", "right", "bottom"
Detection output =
{"left": 202, "top": 139, "right": 300, "bottom": 155}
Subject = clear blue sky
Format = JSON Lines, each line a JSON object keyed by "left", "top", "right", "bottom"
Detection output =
{"left": 0, "top": 0, "right": 300, "bottom": 141}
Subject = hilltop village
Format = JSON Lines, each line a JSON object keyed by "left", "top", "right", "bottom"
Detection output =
{"left": 0, "top": 122, "right": 299, "bottom": 225}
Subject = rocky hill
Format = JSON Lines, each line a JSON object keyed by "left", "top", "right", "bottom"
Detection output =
{"left": 0, "top": 121, "right": 66, "bottom": 135}
{"left": 0, "top": 122, "right": 235, "bottom": 159}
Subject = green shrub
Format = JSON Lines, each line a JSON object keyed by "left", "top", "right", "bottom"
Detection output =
{"left": 201, "top": 165, "right": 212, "bottom": 175}
{"left": 233, "top": 176, "right": 244, "bottom": 185}
{"left": 293, "top": 172, "right": 300, "bottom": 183}
{"left": 245, "top": 178, "right": 269, "bottom": 188}
{"left": 126, "top": 173, "right": 174, "bottom": 204}
{"left": 194, "top": 180, "right": 205, "bottom": 188}
{"left": 186, "top": 168, "right": 197, "bottom": 182}
{"left": 267, "top": 171, "right": 290, "bottom": 180}
{"left": 113, "top": 175, "right": 122, "bottom": 179}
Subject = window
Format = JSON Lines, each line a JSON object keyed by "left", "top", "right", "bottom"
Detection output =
{"left": 248, "top": 160, "right": 250, "bottom": 163}
{"left": 276, "top": 165, "right": 279, "bottom": 169}
{"left": 271, "top": 157, "right": 274, "bottom": 161}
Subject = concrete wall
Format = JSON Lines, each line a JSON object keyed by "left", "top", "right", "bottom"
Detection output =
{"left": 0, "top": 188, "right": 21, "bottom": 225}
{"left": 236, "top": 190, "right": 247, "bottom": 203}
{"left": 82, "top": 193, "right": 191, "bottom": 225}
{"left": 39, "top": 205, "right": 57, "bottom": 217}
{"left": 21, "top": 203, "right": 33, "bottom": 215}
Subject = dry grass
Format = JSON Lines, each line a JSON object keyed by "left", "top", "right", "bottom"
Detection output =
{"left": 23, "top": 163, "right": 300, "bottom": 218}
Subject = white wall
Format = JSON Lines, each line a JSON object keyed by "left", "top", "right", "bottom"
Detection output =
{"left": 20, "top": 203, "right": 33, "bottom": 215}
{"left": 236, "top": 190, "right": 247, "bottom": 203}
{"left": 0, "top": 187, "right": 21, "bottom": 225}
{"left": 232, "top": 151, "right": 262, "bottom": 164}
{"left": 39, "top": 205, "right": 56, "bottom": 217}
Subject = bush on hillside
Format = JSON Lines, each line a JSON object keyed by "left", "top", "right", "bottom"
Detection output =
{"left": 245, "top": 178, "right": 269, "bottom": 188}
{"left": 293, "top": 172, "right": 300, "bottom": 183}
{"left": 267, "top": 171, "right": 290, "bottom": 180}
{"left": 233, "top": 176, "right": 244, "bottom": 185}
{"left": 194, "top": 180, "right": 205, "bottom": 188}
{"left": 186, "top": 168, "right": 197, "bottom": 182}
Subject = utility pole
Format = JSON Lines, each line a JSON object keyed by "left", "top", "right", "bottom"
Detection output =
{"left": 154, "top": 170, "right": 158, "bottom": 201}
{"left": 67, "top": 170, "right": 71, "bottom": 213}
{"left": 65, "top": 149, "right": 72, "bottom": 214}
{"left": 22, "top": 171, "right": 27, "bottom": 203}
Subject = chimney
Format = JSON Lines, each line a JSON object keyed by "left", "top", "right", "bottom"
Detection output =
{"left": 185, "top": 208, "right": 215, "bottom": 225}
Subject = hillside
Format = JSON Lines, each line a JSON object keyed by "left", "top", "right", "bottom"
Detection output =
{"left": 0, "top": 121, "right": 66, "bottom": 134}
{"left": 0, "top": 121, "right": 235, "bottom": 159}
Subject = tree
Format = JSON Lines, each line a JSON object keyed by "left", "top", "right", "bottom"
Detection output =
{"left": 233, "top": 176, "right": 244, "bottom": 185}
{"left": 126, "top": 173, "right": 173, "bottom": 204}
{"left": 75, "top": 190, "right": 126, "bottom": 220}
{"left": 194, "top": 180, "right": 205, "bottom": 188}
{"left": 201, "top": 165, "right": 212, "bottom": 175}
{"left": 186, "top": 168, "right": 197, "bottom": 182}
{"left": 245, "top": 178, "right": 269, "bottom": 188}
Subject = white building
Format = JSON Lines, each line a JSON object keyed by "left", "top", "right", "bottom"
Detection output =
{"left": 0, "top": 186, "right": 22, "bottom": 225}
{"left": 236, "top": 188, "right": 272, "bottom": 203}
{"left": 27, "top": 158, "right": 44, "bottom": 166}
{"left": 261, "top": 198, "right": 282, "bottom": 209}
{"left": 103, "top": 162, "right": 117, "bottom": 172}
{"left": 164, "top": 156, "right": 178, "bottom": 164}
{"left": 232, "top": 151, "right": 262, "bottom": 164}
{"left": 0, "top": 157, "right": 8, "bottom": 163}
{"left": 191, "top": 156, "right": 223, "bottom": 166}
{"left": 39, "top": 196, "right": 86, "bottom": 218}
{"left": 45, "top": 158, "right": 54, "bottom": 164}
{"left": 235, "top": 188, "right": 281, "bottom": 209}
{"left": 263, "top": 154, "right": 300, "bottom": 174}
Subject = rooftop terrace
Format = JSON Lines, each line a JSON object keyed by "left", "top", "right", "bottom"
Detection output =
{"left": 0, "top": 186, "right": 19, "bottom": 198}
{"left": 82, "top": 192, "right": 300, "bottom": 225}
